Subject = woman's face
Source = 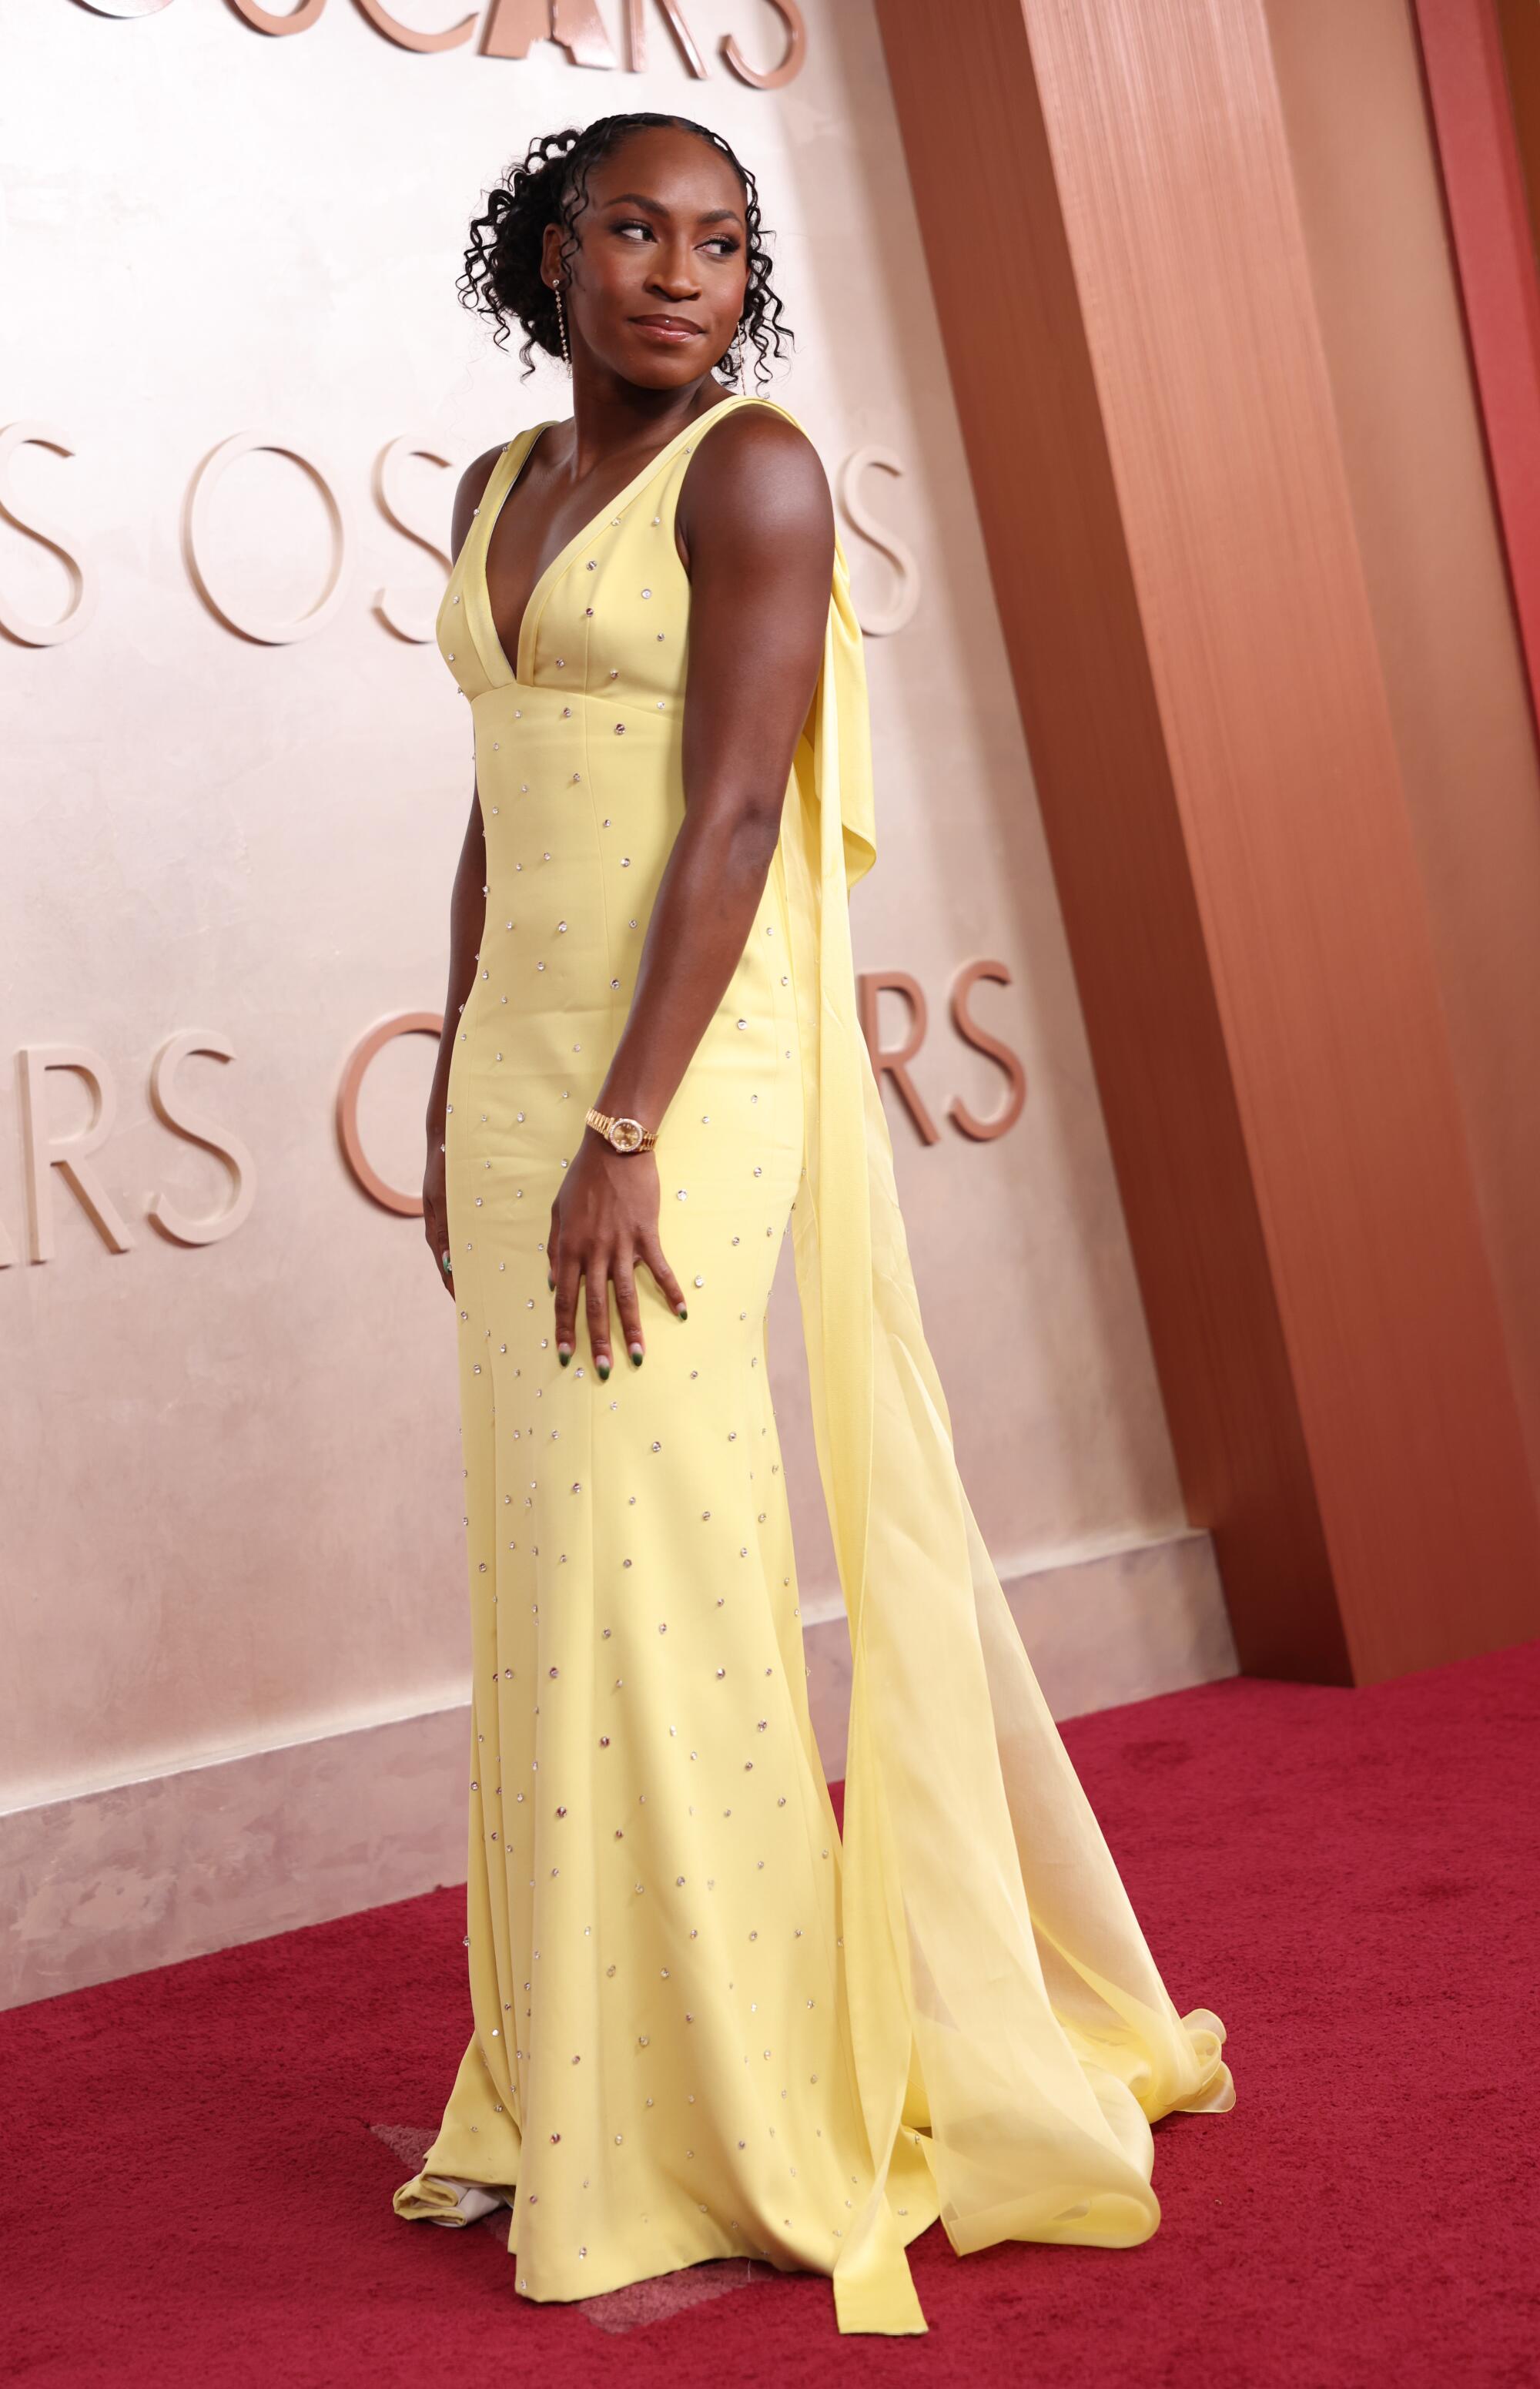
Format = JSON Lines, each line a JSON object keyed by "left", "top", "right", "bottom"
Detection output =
{"left": 543, "top": 126, "right": 749, "bottom": 394}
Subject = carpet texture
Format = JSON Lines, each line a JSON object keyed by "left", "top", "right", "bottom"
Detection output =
{"left": 5, "top": 1642, "right": 1537, "bottom": 2387}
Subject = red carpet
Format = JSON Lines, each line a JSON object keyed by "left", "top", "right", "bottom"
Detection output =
{"left": 7, "top": 1643, "right": 1538, "bottom": 2387}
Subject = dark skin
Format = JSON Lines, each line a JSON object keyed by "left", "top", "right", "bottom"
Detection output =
{"left": 423, "top": 125, "right": 835, "bottom": 1376}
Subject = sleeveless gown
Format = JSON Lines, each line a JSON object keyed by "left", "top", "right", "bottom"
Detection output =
{"left": 393, "top": 391, "right": 1234, "bottom": 2334}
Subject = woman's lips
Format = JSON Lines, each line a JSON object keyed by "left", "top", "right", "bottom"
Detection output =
{"left": 631, "top": 317, "right": 705, "bottom": 343}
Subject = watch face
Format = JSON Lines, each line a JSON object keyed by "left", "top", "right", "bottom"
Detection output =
{"left": 609, "top": 1116, "right": 643, "bottom": 1153}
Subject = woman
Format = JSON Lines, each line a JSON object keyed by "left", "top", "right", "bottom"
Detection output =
{"left": 394, "top": 111, "right": 1233, "bottom": 2337}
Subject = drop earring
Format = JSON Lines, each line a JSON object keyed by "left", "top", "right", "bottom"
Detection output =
{"left": 551, "top": 279, "right": 571, "bottom": 370}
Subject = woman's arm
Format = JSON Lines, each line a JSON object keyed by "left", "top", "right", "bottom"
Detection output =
{"left": 423, "top": 447, "right": 504, "bottom": 1299}
{"left": 549, "top": 406, "right": 835, "bottom": 1375}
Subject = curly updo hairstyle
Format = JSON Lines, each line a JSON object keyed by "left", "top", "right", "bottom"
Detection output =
{"left": 459, "top": 113, "right": 793, "bottom": 390}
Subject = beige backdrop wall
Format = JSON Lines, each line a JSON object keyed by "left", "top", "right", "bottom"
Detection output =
{"left": 1, "top": 0, "right": 1234, "bottom": 2005}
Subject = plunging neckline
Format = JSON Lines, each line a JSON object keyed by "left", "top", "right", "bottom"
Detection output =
{"left": 478, "top": 392, "right": 747, "bottom": 687}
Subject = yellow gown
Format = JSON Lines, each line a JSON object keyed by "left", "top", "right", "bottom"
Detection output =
{"left": 393, "top": 390, "right": 1233, "bottom": 2334}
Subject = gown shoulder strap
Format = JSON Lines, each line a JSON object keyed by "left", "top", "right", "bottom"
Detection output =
{"left": 681, "top": 390, "right": 812, "bottom": 447}
{"left": 451, "top": 423, "right": 555, "bottom": 585}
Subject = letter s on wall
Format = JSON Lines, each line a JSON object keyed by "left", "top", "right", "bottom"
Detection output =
{"left": 0, "top": 421, "right": 98, "bottom": 648}
{"left": 837, "top": 445, "right": 919, "bottom": 638}
{"left": 949, "top": 960, "right": 1026, "bottom": 1142}
{"left": 149, "top": 1032, "right": 257, "bottom": 1248}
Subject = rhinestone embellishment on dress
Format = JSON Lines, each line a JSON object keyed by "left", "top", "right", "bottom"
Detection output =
{"left": 416, "top": 404, "right": 931, "bottom": 2313}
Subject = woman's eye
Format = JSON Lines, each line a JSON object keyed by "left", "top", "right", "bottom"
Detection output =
{"left": 613, "top": 219, "right": 740, "bottom": 259}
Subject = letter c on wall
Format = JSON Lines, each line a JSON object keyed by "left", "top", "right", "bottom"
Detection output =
{"left": 338, "top": 1012, "right": 443, "bottom": 1215}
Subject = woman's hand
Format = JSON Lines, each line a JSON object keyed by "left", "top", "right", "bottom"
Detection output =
{"left": 548, "top": 1134, "right": 688, "bottom": 1377}
{"left": 424, "top": 1134, "right": 454, "bottom": 1298}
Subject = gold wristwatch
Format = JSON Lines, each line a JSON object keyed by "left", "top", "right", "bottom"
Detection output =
{"left": 585, "top": 1106, "right": 657, "bottom": 1154}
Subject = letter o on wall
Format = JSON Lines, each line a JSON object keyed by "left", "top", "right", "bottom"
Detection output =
{"left": 184, "top": 432, "right": 349, "bottom": 645}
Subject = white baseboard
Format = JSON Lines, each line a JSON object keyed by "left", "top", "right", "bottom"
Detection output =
{"left": 1, "top": 1527, "right": 1234, "bottom": 2010}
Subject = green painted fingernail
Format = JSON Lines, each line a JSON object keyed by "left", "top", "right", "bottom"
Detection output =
{"left": 557, "top": 1345, "right": 571, "bottom": 1366}
{"left": 547, "top": 1273, "right": 554, "bottom": 1291}
{"left": 596, "top": 1357, "right": 611, "bottom": 1379}
{"left": 629, "top": 1343, "right": 644, "bottom": 1366}
{"left": 676, "top": 1302, "right": 688, "bottom": 1319}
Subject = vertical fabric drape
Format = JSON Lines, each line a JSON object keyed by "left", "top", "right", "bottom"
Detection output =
{"left": 776, "top": 505, "right": 1232, "bottom": 2337}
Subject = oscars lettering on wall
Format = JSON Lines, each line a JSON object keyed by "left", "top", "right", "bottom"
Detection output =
{"left": 335, "top": 969, "right": 1026, "bottom": 1218}
{"left": 1, "top": 427, "right": 916, "bottom": 650}
{"left": 5, "top": 974, "right": 1024, "bottom": 1265}
{"left": 71, "top": 0, "right": 807, "bottom": 85}
{"left": 11, "top": 1037, "right": 256, "bottom": 1266}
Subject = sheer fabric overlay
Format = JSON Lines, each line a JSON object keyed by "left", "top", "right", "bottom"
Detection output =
{"left": 771, "top": 433, "right": 1234, "bottom": 2333}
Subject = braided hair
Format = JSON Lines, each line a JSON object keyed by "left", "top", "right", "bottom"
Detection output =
{"left": 459, "top": 113, "right": 793, "bottom": 390}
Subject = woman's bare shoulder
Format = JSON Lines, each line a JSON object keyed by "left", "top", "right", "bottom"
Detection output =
{"left": 678, "top": 400, "right": 832, "bottom": 558}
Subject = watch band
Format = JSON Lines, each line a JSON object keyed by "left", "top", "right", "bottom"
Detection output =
{"left": 585, "top": 1106, "right": 657, "bottom": 1153}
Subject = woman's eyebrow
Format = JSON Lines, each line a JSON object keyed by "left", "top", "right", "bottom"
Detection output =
{"left": 604, "top": 190, "right": 745, "bottom": 227}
